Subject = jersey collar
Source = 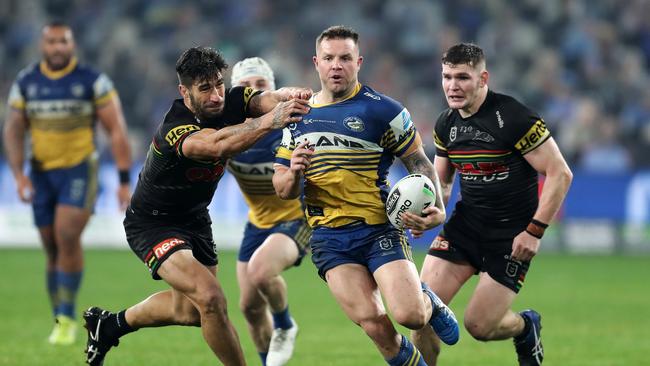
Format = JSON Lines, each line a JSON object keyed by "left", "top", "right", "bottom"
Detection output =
{"left": 310, "top": 82, "right": 362, "bottom": 108}
{"left": 40, "top": 57, "right": 78, "bottom": 80}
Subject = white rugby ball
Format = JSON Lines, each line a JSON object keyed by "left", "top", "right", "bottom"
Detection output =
{"left": 386, "top": 174, "right": 436, "bottom": 229}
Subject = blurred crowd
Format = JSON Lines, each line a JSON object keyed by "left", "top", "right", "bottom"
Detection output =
{"left": 1, "top": 0, "right": 650, "bottom": 171}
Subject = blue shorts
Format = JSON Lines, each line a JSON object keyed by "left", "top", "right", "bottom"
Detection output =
{"left": 238, "top": 219, "right": 311, "bottom": 265}
{"left": 310, "top": 222, "right": 413, "bottom": 280}
{"left": 31, "top": 155, "right": 99, "bottom": 227}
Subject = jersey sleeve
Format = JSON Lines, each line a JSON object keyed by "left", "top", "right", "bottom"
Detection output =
{"left": 7, "top": 81, "right": 25, "bottom": 110}
{"left": 222, "top": 86, "right": 263, "bottom": 122}
{"left": 433, "top": 110, "right": 450, "bottom": 158}
{"left": 154, "top": 120, "right": 201, "bottom": 159}
{"left": 274, "top": 127, "right": 296, "bottom": 167}
{"left": 501, "top": 97, "right": 550, "bottom": 155}
{"left": 379, "top": 104, "right": 419, "bottom": 157}
{"left": 93, "top": 73, "right": 117, "bottom": 106}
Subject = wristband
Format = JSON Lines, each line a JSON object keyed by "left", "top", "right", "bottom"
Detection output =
{"left": 530, "top": 218, "right": 549, "bottom": 229}
{"left": 526, "top": 222, "right": 545, "bottom": 239}
{"left": 525, "top": 228, "right": 543, "bottom": 239}
{"left": 119, "top": 170, "right": 130, "bottom": 185}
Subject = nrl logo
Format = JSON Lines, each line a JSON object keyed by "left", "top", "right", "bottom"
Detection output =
{"left": 450, "top": 126, "right": 457, "bottom": 142}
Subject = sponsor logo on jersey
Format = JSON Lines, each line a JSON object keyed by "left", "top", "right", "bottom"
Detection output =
{"left": 185, "top": 162, "right": 225, "bottom": 182}
{"left": 153, "top": 238, "right": 185, "bottom": 259}
{"left": 430, "top": 235, "right": 450, "bottom": 251}
{"left": 364, "top": 91, "right": 380, "bottom": 100}
{"left": 315, "top": 135, "right": 364, "bottom": 148}
{"left": 165, "top": 124, "right": 200, "bottom": 146}
{"left": 303, "top": 118, "right": 337, "bottom": 125}
{"left": 307, "top": 205, "right": 324, "bottom": 217}
{"left": 243, "top": 87, "right": 255, "bottom": 106}
{"left": 450, "top": 126, "right": 457, "bottom": 142}
{"left": 343, "top": 116, "right": 365, "bottom": 132}
{"left": 496, "top": 110, "right": 504, "bottom": 128}
{"left": 401, "top": 110, "right": 413, "bottom": 130}
{"left": 515, "top": 120, "right": 549, "bottom": 153}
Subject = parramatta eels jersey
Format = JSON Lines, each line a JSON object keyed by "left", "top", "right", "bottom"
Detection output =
{"left": 129, "top": 87, "right": 260, "bottom": 218}
{"left": 434, "top": 90, "right": 550, "bottom": 224}
{"left": 7, "top": 58, "right": 116, "bottom": 170}
{"left": 275, "top": 83, "right": 421, "bottom": 228}
{"left": 228, "top": 130, "right": 304, "bottom": 229}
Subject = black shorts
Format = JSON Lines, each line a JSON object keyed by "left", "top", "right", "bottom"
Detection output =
{"left": 427, "top": 209, "right": 531, "bottom": 293}
{"left": 124, "top": 208, "right": 218, "bottom": 280}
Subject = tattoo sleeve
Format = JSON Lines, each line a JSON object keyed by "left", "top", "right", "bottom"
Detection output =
{"left": 401, "top": 149, "right": 435, "bottom": 177}
{"left": 248, "top": 94, "right": 264, "bottom": 116}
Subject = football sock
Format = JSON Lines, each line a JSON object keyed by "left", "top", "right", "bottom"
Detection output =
{"left": 272, "top": 305, "right": 293, "bottom": 330}
{"left": 103, "top": 310, "right": 134, "bottom": 339}
{"left": 259, "top": 351, "right": 268, "bottom": 365}
{"left": 386, "top": 335, "right": 427, "bottom": 366}
{"left": 46, "top": 269, "right": 58, "bottom": 317}
{"left": 515, "top": 312, "right": 531, "bottom": 340}
{"left": 55, "top": 270, "right": 82, "bottom": 318}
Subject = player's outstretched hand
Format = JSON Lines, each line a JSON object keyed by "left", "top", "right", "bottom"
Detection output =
{"left": 275, "top": 87, "right": 313, "bottom": 101}
{"left": 402, "top": 205, "right": 446, "bottom": 237}
{"left": 268, "top": 99, "right": 311, "bottom": 129}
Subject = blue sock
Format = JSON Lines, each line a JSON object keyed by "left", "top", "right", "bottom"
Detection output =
{"left": 259, "top": 352, "right": 268, "bottom": 365}
{"left": 46, "top": 270, "right": 58, "bottom": 317}
{"left": 55, "top": 271, "right": 83, "bottom": 318}
{"left": 386, "top": 335, "right": 427, "bottom": 366}
{"left": 272, "top": 305, "right": 293, "bottom": 330}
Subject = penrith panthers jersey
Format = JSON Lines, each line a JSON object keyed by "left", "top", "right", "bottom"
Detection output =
{"left": 276, "top": 83, "right": 421, "bottom": 228}
{"left": 130, "top": 87, "right": 260, "bottom": 218}
{"left": 227, "top": 130, "right": 304, "bottom": 229}
{"left": 433, "top": 90, "right": 550, "bottom": 224}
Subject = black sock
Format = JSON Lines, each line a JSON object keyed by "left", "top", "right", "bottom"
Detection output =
{"left": 515, "top": 313, "right": 531, "bottom": 341}
{"left": 105, "top": 310, "right": 134, "bottom": 340}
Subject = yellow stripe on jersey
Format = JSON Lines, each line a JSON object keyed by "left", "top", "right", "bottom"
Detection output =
{"left": 309, "top": 83, "right": 362, "bottom": 108}
{"left": 94, "top": 89, "right": 117, "bottom": 106}
{"left": 515, "top": 119, "right": 550, "bottom": 154}
{"left": 39, "top": 58, "right": 78, "bottom": 80}
{"left": 241, "top": 193, "right": 304, "bottom": 229}
{"left": 31, "top": 127, "right": 95, "bottom": 170}
{"left": 433, "top": 132, "right": 447, "bottom": 152}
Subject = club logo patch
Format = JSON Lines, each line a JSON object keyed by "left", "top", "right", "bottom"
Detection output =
{"left": 343, "top": 116, "right": 365, "bottom": 132}
{"left": 450, "top": 126, "right": 457, "bottom": 142}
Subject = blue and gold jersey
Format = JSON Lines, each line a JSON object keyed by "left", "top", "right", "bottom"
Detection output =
{"left": 7, "top": 58, "right": 116, "bottom": 170}
{"left": 275, "top": 83, "right": 420, "bottom": 228}
{"left": 228, "top": 130, "right": 304, "bottom": 229}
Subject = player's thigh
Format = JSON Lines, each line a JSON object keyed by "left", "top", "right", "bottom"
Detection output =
{"left": 325, "top": 263, "right": 385, "bottom": 323}
{"left": 249, "top": 233, "right": 299, "bottom": 276}
{"left": 158, "top": 250, "right": 222, "bottom": 304}
{"left": 236, "top": 261, "right": 266, "bottom": 308}
{"left": 420, "top": 255, "right": 475, "bottom": 304}
{"left": 373, "top": 259, "right": 424, "bottom": 318}
{"left": 54, "top": 205, "right": 91, "bottom": 245}
{"left": 464, "top": 272, "right": 517, "bottom": 327}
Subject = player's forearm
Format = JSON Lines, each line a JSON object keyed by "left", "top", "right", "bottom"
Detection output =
{"left": 3, "top": 114, "right": 27, "bottom": 178}
{"left": 209, "top": 116, "right": 273, "bottom": 158}
{"left": 533, "top": 163, "right": 573, "bottom": 225}
{"left": 273, "top": 167, "right": 302, "bottom": 199}
{"left": 109, "top": 129, "right": 132, "bottom": 171}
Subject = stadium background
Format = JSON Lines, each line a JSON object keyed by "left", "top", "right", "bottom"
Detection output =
{"left": 1, "top": 0, "right": 650, "bottom": 253}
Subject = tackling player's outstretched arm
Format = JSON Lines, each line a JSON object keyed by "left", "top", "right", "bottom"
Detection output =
{"left": 2, "top": 108, "right": 33, "bottom": 202}
{"left": 273, "top": 140, "right": 313, "bottom": 200}
{"left": 246, "top": 87, "right": 313, "bottom": 117}
{"left": 433, "top": 155, "right": 456, "bottom": 206}
{"left": 183, "top": 99, "right": 310, "bottom": 161}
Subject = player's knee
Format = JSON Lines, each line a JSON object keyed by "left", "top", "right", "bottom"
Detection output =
{"left": 194, "top": 286, "right": 228, "bottom": 317}
{"left": 239, "top": 298, "right": 266, "bottom": 321}
{"left": 175, "top": 307, "right": 201, "bottom": 327}
{"left": 464, "top": 317, "right": 492, "bottom": 341}
{"left": 392, "top": 306, "right": 427, "bottom": 330}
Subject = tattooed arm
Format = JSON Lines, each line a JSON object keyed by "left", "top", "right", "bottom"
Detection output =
{"left": 247, "top": 87, "right": 313, "bottom": 117}
{"left": 399, "top": 145, "right": 447, "bottom": 233}
{"left": 182, "top": 99, "right": 310, "bottom": 160}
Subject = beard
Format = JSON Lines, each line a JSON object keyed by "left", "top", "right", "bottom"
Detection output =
{"left": 45, "top": 52, "right": 73, "bottom": 71}
{"left": 189, "top": 93, "right": 221, "bottom": 122}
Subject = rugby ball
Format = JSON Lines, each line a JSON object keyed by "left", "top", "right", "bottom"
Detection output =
{"left": 386, "top": 174, "right": 436, "bottom": 229}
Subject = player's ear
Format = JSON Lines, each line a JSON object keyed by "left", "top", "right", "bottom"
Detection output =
{"left": 312, "top": 55, "right": 318, "bottom": 69}
{"left": 357, "top": 55, "right": 363, "bottom": 68}
{"left": 178, "top": 84, "right": 188, "bottom": 98}
{"left": 479, "top": 70, "right": 489, "bottom": 88}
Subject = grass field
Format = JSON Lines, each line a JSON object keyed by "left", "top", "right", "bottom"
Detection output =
{"left": 0, "top": 249, "right": 648, "bottom": 366}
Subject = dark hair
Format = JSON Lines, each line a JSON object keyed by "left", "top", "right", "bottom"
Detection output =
{"left": 43, "top": 19, "right": 70, "bottom": 29}
{"left": 316, "top": 25, "right": 359, "bottom": 48}
{"left": 175, "top": 47, "right": 228, "bottom": 87}
{"left": 442, "top": 43, "right": 485, "bottom": 68}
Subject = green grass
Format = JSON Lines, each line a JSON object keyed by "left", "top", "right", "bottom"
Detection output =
{"left": 0, "top": 249, "right": 648, "bottom": 365}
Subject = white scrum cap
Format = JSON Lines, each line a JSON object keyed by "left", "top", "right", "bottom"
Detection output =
{"left": 230, "top": 57, "right": 275, "bottom": 90}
